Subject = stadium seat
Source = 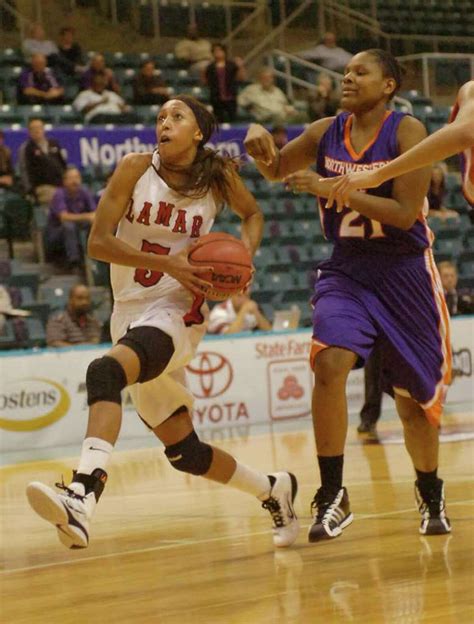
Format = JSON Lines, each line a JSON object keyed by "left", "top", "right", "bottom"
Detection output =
{"left": 0, "top": 319, "right": 17, "bottom": 350}
{"left": 25, "top": 317, "right": 46, "bottom": 348}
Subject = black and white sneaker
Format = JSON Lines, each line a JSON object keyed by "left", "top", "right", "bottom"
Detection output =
{"left": 415, "top": 479, "right": 451, "bottom": 535}
{"left": 26, "top": 469, "right": 107, "bottom": 549}
{"left": 308, "top": 487, "right": 353, "bottom": 542}
{"left": 262, "top": 472, "right": 299, "bottom": 547}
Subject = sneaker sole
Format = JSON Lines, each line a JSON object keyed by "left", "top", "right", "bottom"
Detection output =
{"left": 26, "top": 482, "right": 88, "bottom": 549}
{"left": 308, "top": 512, "right": 354, "bottom": 543}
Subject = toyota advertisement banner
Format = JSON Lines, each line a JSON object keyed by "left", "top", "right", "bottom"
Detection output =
{"left": 1, "top": 321, "right": 473, "bottom": 454}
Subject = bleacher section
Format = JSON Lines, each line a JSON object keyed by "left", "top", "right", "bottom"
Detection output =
{"left": 347, "top": 0, "right": 474, "bottom": 37}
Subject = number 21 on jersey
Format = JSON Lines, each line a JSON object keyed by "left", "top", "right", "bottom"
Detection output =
{"left": 339, "top": 209, "right": 385, "bottom": 239}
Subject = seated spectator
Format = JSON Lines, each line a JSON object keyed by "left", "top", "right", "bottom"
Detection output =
{"left": 307, "top": 72, "right": 340, "bottom": 121}
{"left": 238, "top": 68, "right": 301, "bottom": 125}
{"left": 74, "top": 73, "right": 137, "bottom": 124}
{"left": 438, "top": 261, "right": 474, "bottom": 316}
{"left": 46, "top": 284, "right": 101, "bottom": 347}
{"left": 18, "top": 118, "right": 67, "bottom": 204}
{"left": 270, "top": 125, "right": 288, "bottom": 150}
{"left": 0, "top": 130, "right": 14, "bottom": 190}
{"left": 45, "top": 166, "right": 96, "bottom": 271}
{"left": 207, "top": 292, "right": 271, "bottom": 334}
{"left": 132, "top": 60, "right": 170, "bottom": 105}
{"left": 80, "top": 53, "right": 120, "bottom": 93}
{"left": 298, "top": 31, "right": 352, "bottom": 73}
{"left": 22, "top": 22, "right": 58, "bottom": 63}
{"left": 0, "top": 285, "right": 31, "bottom": 334}
{"left": 427, "top": 165, "right": 460, "bottom": 221}
{"left": 17, "top": 53, "right": 64, "bottom": 104}
{"left": 175, "top": 23, "right": 212, "bottom": 76}
{"left": 56, "top": 26, "right": 85, "bottom": 76}
{"left": 204, "top": 43, "right": 246, "bottom": 123}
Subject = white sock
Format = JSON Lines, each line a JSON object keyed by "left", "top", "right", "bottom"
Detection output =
{"left": 76, "top": 437, "right": 114, "bottom": 476}
{"left": 227, "top": 462, "right": 272, "bottom": 500}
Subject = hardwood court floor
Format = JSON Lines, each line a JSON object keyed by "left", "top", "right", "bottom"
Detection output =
{"left": 1, "top": 413, "right": 473, "bottom": 624}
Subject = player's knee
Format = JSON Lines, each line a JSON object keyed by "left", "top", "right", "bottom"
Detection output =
{"left": 164, "top": 430, "right": 213, "bottom": 476}
{"left": 313, "top": 348, "right": 352, "bottom": 386}
{"left": 118, "top": 326, "right": 174, "bottom": 383}
{"left": 86, "top": 355, "right": 128, "bottom": 406}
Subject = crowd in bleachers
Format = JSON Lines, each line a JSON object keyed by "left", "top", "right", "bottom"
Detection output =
{"left": 1, "top": 20, "right": 473, "bottom": 350}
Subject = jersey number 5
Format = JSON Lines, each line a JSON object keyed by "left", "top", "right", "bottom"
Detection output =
{"left": 340, "top": 210, "right": 385, "bottom": 239}
{"left": 134, "top": 240, "right": 170, "bottom": 287}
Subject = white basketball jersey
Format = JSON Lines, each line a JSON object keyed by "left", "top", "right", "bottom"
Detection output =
{"left": 111, "top": 150, "right": 217, "bottom": 304}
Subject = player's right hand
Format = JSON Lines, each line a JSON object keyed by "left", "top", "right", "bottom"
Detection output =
{"left": 163, "top": 246, "right": 214, "bottom": 296}
{"left": 320, "top": 169, "right": 384, "bottom": 212}
{"left": 244, "top": 124, "right": 277, "bottom": 167}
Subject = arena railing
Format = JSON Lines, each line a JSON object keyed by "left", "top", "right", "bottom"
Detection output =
{"left": 396, "top": 53, "right": 474, "bottom": 100}
{"left": 267, "top": 48, "right": 413, "bottom": 115}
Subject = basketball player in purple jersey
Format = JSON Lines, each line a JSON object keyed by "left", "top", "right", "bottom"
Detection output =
{"left": 245, "top": 49, "right": 452, "bottom": 540}
{"left": 320, "top": 80, "right": 474, "bottom": 210}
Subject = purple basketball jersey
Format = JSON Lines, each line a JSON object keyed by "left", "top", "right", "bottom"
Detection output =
{"left": 317, "top": 110, "right": 431, "bottom": 255}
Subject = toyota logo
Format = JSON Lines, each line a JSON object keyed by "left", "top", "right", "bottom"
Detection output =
{"left": 186, "top": 351, "right": 233, "bottom": 398}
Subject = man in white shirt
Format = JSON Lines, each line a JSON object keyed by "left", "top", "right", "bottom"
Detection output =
{"left": 298, "top": 31, "right": 352, "bottom": 74}
{"left": 73, "top": 73, "right": 133, "bottom": 124}
{"left": 238, "top": 68, "right": 300, "bottom": 125}
{"left": 207, "top": 292, "right": 271, "bottom": 334}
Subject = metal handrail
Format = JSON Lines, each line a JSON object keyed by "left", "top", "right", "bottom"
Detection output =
{"left": 0, "top": 0, "right": 34, "bottom": 41}
{"left": 267, "top": 49, "right": 413, "bottom": 114}
{"left": 243, "top": 0, "right": 313, "bottom": 67}
{"left": 222, "top": 4, "right": 267, "bottom": 56}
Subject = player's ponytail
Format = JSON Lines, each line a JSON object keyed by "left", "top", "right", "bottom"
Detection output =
{"left": 161, "top": 95, "right": 235, "bottom": 205}
{"left": 365, "top": 49, "right": 405, "bottom": 100}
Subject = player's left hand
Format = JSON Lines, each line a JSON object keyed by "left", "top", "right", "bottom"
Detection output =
{"left": 284, "top": 170, "right": 331, "bottom": 197}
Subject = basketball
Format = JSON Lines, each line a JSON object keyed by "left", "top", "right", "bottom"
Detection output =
{"left": 188, "top": 232, "right": 253, "bottom": 301}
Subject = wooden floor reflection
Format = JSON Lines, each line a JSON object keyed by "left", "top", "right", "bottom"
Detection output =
{"left": 1, "top": 413, "right": 473, "bottom": 623}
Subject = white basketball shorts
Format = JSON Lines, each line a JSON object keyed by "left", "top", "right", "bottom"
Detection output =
{"left": 111, "top": 296, "right": 208, "bottom": 428}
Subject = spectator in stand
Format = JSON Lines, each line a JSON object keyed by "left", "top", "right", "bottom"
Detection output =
{"left": 56, "top": 26, "right": 85, "bottom": 76}
{"left": 298, "top": 31, "right": 352, "bottom": 74}
{"left": 74, "top": 73, "right": 137, "bottom": 124}
{"left": 307, "top": 72, "right": 340, "bottom": 121}
{"left": 22, "top": 22, "right": 58, "bottom": 63}
{"left": 175, "top": 23, "right": 212, "bottom": 76}
{"left": 207, "top": 292, "right": 271, "bottom": 334}
{"left": 0, "top": 130, "right": 14, "bottom": 190}
{"left": 17, "top": 53, "right": 64, "bottom": 104}
{"left": 18, "top": 118, "right": 67, "bottom": 204}
{"left": 132, "top": 60, "right": 170, "bottom": 105}
{"left": 80, "top": 53, "right": 120, "bottom": 93}
{"left": 46, "top": 284, "right": 102, "bottom": 347}
{"left": 427, "top": 164, "right": 459, "bottom": 221}
{"left": 438, "top": 261, "right": 474, "bottom": 316}
{"left": 45, "top": 166, "right": 96, "bottom": 271}
{"left": 238, "top": 68, "right": 301, "bottom": 125}
{"left": 204, "top": 43, "right": 246, "bottom": 123}
{"left": 270, "top": 125, "right": 289, "bottom": 150}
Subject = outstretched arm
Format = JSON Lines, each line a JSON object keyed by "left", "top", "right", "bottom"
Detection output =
{"left": 322, "top": 81, "right": 474, "bottom": 210}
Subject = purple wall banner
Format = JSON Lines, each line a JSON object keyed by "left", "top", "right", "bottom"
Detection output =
{"left": 3, "top": 125, "right": 304, "bottom": 170}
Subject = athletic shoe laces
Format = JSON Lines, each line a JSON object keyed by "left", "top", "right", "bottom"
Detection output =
{"left": 311, "top": 488, "right": 338, "bottom": 523}
{"left": 55, "top": 477, "right": 85, "bottom": 501}
{"left": 262, "top": 496, "right": 285, "bottom": 528}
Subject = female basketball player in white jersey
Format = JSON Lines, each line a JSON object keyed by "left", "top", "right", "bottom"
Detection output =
{"left": 26, "top": 95, "right": 299, "bottom": 550}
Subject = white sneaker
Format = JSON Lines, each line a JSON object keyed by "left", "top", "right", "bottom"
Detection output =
{"left": 262, "top": 472, "right": 299, "bottom": 548}
{"left": 26, "top": 470, "right": 107, "bottom": 549}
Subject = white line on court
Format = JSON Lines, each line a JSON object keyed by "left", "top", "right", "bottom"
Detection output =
{"left": 2, "top": 498, "right": 473, "bottom": 576}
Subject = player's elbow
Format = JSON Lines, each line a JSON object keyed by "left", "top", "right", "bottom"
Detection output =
{"left": 461, "top": 123, "right": 474, "bottom": 150}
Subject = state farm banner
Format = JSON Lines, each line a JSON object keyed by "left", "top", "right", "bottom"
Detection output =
{"left": 1, "top": 319, "right": 473, "bottom": 453}
{"left": 2, "top": 125, "right": 303, "bottom": 170}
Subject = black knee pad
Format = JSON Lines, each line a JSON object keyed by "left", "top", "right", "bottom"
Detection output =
{"left": 164, "top": 430, "right": 213, "bottom": 476}
{"left": 118, "top": 326, "right": 174, "bottom": 383}
{"left": 86, "top": 356, "right": 127, "bottom": 406}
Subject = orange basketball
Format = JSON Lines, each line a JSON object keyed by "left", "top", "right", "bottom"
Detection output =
{"left": 189, "top": 232, "right": 253, "bottom": 301}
